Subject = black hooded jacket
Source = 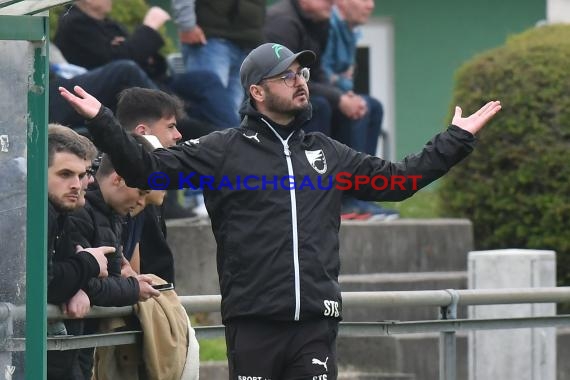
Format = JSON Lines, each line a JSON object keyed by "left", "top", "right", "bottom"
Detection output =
{"left": 47, "top": 201, "right": 101, "bottom": 305}
{"left": 68, "top": 187, "right": 140, "bottom": 307}
{"left": 85, "top": 101, "right": 476, "bottom": 323}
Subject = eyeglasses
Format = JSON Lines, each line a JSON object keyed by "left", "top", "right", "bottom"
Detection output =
{"left": 86, "top": 153, "right": 103, "bottom": 178}
{"left": 263, "top": 67, "right": 311, "bottom": 87}
{"left": 86, "top": 166, "right": 96, "bottom": 178}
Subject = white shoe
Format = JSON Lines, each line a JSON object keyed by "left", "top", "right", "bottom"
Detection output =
{"left": 192, "top": 194, "right": 209, "bottom": 219}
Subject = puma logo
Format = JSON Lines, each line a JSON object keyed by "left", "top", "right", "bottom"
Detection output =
{"left": 243, "top": 133, "right": 260, "bottom": 143}
{"left": 311, "top": 357, "right": 328, "bottom": 372}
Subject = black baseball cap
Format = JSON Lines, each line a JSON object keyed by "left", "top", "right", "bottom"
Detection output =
{"left": 240, "top": 43, "right": 316, "bottom": 91}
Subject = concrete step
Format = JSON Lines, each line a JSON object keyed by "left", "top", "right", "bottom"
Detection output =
{"left": 338, "top": 219, "right": 473, "bottom": 274}
{"left": 337, "top": 333, "right": 468, "bottom": 380}
{"left": 340, "top": 271, "right": 468, "bottom": 321}
{"left": 168, "top": 218, "right": 474, "bottom": 297}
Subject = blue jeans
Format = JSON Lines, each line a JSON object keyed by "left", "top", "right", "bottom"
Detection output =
{"left": 182, "top": 38, "right": 247, "bottom": 117}
{"left": 167, "top": 70, "right": 240, "bottom": 129}
{"left": 333, "top": 95, "right": 383, "bottom": 155}
{"left": 50, "top": 60, "right": 157, "bottom": 128}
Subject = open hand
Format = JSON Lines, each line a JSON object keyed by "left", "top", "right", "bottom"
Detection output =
{"left": 59, "top": 86, "right": 102, "bottom": 120}
{"left": 452, "top": 100, "right": 502, "bottom": 135}
{"left": 143, "top": 6, "right": 171, "bottom": 30}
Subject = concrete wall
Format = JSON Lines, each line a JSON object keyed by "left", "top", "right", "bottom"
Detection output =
{"left": 167, "top": 218, "right": 474, "bottom": 298}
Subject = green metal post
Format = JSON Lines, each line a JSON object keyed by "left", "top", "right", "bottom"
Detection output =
{"left": 25, "top": 17, "right": 48, "bottom": 380}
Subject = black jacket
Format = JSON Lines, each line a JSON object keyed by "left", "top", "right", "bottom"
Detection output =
{"left": 54, "top": 6, "right": 166, "bottom": 79}
{"left": 86, "top": 102, "right": 476, "bottom": 323}
{"left": 173, "top": 0, "right": 266, "bottom": 49}
{"left": 197, "top": 0, "right": 265, "bottom": 49}
{"left": 139, "top": 205, "right": 175, "bottom": 283}
{"left": 47, "top": 201, "right": 101, "bottom": 380}
{"left": 68, "top": 187, "right": 140, "bottom": 307}
{"left": 265, "top": 0, "right": 343, "bottom": 107}
{"left": 123, "top": 205, "right": 175, "bottom": 283}
{"left": 47, "top": 201, "right": 101, "bottom": 305}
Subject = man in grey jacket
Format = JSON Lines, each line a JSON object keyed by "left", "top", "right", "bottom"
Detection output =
{"left": 172, "top": 0, "right": 266, "bottom": 115}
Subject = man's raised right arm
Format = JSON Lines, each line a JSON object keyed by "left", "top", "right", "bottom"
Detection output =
{"left": 58, "top": 85, "right": 224, "bottom": 189}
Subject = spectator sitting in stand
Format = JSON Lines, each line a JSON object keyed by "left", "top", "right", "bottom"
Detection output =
{"left": 171, "top": 0, "right": 266, "bottom": 119}
{"left": 54, "top": 0, "right": 239, "bottom": 132}
{"left": 49, "top": 43, "right": 156, "bottom": 132}
{"left": 321, "top": 0, "right": 398, "bottom": 220}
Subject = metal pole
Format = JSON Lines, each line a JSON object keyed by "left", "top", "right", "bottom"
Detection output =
{"left": 439, "top": 289, "right": 459, "bottom": 380}
{"left": 0, "top": 303, "right": 14, "bottom": 379}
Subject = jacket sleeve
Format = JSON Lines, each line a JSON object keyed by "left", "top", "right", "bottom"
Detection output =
{"left": 55, "top": 12, "right": 163, "bottom": 70}
{"left": 264, "top": 14, "right": 303, "bottom": 54}
{"left": 55, "top": 14, "right": 112, "bottom": 69}
{"left": 84, "top": 275, "right": 140, "bottom": 307}
{"left": 172, "top": 0, "right": 197, "bottom": 31}
{"left": 334, "top": 125, "right": 476, "bottom": 201}
{"left": 115, "top": 25, "right": 165, "bottom": 68}
{"left": 47, "top": 252, "right": 101, "bottom": 304}
{"left": 66, "top": 209, "right": 95, "bottom": 250}
{"left": 86, "top": 106, "right": 227, "bottom": 190}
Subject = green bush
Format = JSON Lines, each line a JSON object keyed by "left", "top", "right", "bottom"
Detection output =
{"left": 49, "top": 0, "right": 175, "bottom": 54}
{"left": 439, "top": 24, "right": 570, "bottom": 285}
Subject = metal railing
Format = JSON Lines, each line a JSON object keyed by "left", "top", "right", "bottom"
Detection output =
{"left": 2, "top": 288, "right": 570, "bottom": 380}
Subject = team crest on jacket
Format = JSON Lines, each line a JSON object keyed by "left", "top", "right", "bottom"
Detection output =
{"left": 305, "top": 149, "right": 327, "bottom": 174}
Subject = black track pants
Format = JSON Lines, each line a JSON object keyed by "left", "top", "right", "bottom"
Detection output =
{"left": 225, "top": 318, "right": 339, "bottom": 380}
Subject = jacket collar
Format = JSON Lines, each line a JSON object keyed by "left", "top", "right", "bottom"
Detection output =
{"left": 85, "top": 184, "right": 118, "bottom": 219}
{"left": 48, "top": 200, "right": 68, "bottom": 231}
{"left": 238, "top": 98, "right": 312, "bottom": 142}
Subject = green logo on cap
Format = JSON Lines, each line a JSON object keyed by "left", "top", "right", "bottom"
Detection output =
{"left": 272, "top": 44, "right": 284, "bottom": 59}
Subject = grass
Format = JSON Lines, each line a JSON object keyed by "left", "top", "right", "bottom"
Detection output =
{"left": 199, "top": 337, "right": 227, "bottom": 361}
{"left": 380, "top": 189, "right": 441, "bottom": 218}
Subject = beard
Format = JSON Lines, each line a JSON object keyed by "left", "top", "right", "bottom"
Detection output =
{"left": 263, "top": 86, "right": 309, "bottom": 119}
{"left": 48, "top": 192, "right": 79, "bottom": 213}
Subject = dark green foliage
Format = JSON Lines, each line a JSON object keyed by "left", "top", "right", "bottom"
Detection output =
{"left": 439, "top": 24, "right": 570, "bottom": 285}
{"left": 49, "top": 0, "right": 175, "bottom": 53}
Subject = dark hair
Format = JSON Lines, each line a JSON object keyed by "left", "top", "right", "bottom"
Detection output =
{"left": 96, "top": 133, "right": 156, "bottom": 179}
{"left": 48, "top": 124, "right": 96, "bottom": 166}
{"left": 116, "top": 87, "right": 185, "bottom": 131}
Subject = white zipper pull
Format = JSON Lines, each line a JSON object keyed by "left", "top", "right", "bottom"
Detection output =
{"left": 284, "top": 145, "right": 291, "bottom": 157}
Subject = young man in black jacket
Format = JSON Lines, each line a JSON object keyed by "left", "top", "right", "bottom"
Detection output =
{"left": 60, "top": 43, "right": 501, "bottom": 379}
{"left": 116, "top": 87, "right": 185, "bottom": 283}
{"left": 46, "top": 125, "right": 113, "bottom": 380}
{"left": 67, "top": 152, "right": 161, "bottom": 307}
{"left": 67, "top": 149, "right": 161, "bottom": 379}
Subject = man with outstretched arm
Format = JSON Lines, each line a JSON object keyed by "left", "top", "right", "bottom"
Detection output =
{"left": 60, "top": 42, "right": 501, "bottom": 380}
